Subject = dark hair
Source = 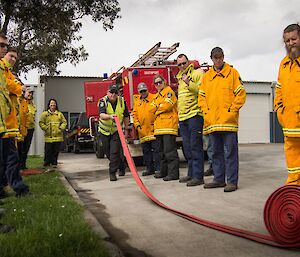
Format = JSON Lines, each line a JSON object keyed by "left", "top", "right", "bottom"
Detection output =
{"left": 210, "top": 47, "right": 224, "bottom": 58}
{"left": 153, "top": 74, "right": 166, "bottom": 84}
{"left": 0, "top": 33, "right": 7, "bottom": 40}
{"left": 7, "top": 46, "right": 17, "bottom": 53}
{"left": 283, "top": 23, "right": 300, "bottom": 37}
{"left": 176, "top": 53, "right": 189, "bottom": 61}
{"left": 47, "top": 98, "right": 59, "bottom": 111}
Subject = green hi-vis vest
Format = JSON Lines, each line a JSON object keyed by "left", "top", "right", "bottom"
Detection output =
{"left": 98, "top": 96, "right": 125, "bottom": 136}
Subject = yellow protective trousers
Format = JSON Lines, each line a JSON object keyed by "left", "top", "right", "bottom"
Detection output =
{"left": 284, "top": 137, "right": 300, "bottom": 185}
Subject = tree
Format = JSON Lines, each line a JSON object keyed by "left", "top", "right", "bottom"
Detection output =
{"left": 0, "top": 0, "right": 121, "bottom": 75}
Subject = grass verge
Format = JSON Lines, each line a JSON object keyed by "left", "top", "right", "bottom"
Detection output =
{"left": 0, "top": 155, "right": 110, "bottom": 257}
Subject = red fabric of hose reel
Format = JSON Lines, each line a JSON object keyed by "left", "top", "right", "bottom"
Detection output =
{"left": 115, "top": 117, "right": 300, "bottom": 248}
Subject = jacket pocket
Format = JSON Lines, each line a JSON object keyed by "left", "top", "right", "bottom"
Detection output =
{"left": 221, "top": 108, "right": 238, "bottom": 124}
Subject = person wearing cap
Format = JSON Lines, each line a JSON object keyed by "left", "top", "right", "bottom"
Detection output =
{"left": 150, "top": 74, "right": 179, "bottom": 181}
{"left": 98, "top": 84, "right": 130, "bottom": 181}
{"left": 132, "top": 82, "right": 160, "bottom": 176}
{"left": 176, "top": 54, "right": 205, "bottom": 186}
{"left": 198, "top": 47, "right": 246, "bottom": 192}
{"left": 274, "top": 24, "right": 300, "bottom": 185}
{"left": 19, "top": 86, "right": 36, "bottom": 170}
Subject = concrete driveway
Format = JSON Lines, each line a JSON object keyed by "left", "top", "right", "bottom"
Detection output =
{"left": 59, "top": 144, "right": 300, "bottom": 257}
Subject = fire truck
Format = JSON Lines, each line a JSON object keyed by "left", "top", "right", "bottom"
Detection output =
{"left": 84, "top": 42, "right": 209, "bottom": 161}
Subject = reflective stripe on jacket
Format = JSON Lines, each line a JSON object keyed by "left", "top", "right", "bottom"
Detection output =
{"left": 176, "top": 63, "right": 204, "bottom": 121}
{"left": 27, "top": 101, "right": 37, "bottom": 129}
{"left": 274, "top": 55, "right": 300, "bottom": 137}
{"left": 39, "top": 110, "right": 67, "bottom": 142}
{"left": 150, "top": 86, "right": 178, "bottom": 136}
{"left": 132, "top": 93, "right": 156, "bottom": 143}
{"left": 98, "top": 96, "right": 125, "bottom": 136}
{"left": 198, "top": 62, "right": 246, "bottom": 135}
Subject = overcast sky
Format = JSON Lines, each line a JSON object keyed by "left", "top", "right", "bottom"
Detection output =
{"left": 22, "top": 0, "right": 300, "bottom": 84}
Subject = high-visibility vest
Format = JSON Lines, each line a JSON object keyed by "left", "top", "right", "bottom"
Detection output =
{"left": 98, "top": 96, "right": 125, "bottom": 136}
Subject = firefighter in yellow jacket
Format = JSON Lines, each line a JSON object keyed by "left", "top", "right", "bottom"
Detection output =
{"left": 39, "top": 99, "right": 67, "bottom": 172}
{"left": 176, "top": 54, "right": 205, "bottom": 186}
{"left": 0, "top": 48, "right": 30, "bottom": 197}
{"left": 150, "top": 74, "right": 179, "bottom": 181}
{"left": 17, "top": 84, "right": 29, "bottom": 169}
{"left": 198, "top": 47, "right": 246, "bottom": 192}
{"left": 19, "top": 87, "right": 36, "bottom": 170}
{"left": 132, "top": 82, "right": 160, "bottom": 176}
{"left": 274, "top": 24, "right": 300, "bottom": 185}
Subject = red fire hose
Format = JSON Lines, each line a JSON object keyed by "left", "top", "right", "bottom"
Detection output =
{"left": 115, "top": 117, "right": 300, "bottom": 248}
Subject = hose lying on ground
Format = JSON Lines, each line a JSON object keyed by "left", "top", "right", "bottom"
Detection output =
{"left": 115, "top": 117, "right": 300, "bottom": 248}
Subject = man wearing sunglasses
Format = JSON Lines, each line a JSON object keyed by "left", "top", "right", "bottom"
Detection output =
{"left": 132, "top": 82, "right": 160, "bottom": 176}
{"left": 176, "top": 54, "right": 205, "bottom": 186}
{"left": 98, "top": 84, "right": 130, "bottom": 181}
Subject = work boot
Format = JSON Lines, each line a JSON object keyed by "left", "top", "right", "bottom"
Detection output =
{"left": 186, "top": 178, "right": 204, "bottom": 187}
{"left": 154, "top": 172, "right": 166, "bottom": 179}
{"left": 0, "top": 191, "right": 15, "bottom": 199}
{"left": 0, "top": 223, "right": 15, "bottom": 233}
{"left": 204, "top": 165, "right": 214, "bottom": 176}
{"left": 119, "top": 170, "right": 125, "bottom": 176}
{"left": 224, "top": 184, "right": 238, "bottom": 192}
{"left": 179, "top": 176, "right": 192, "bottom": 183}
{"left": 142, "top": 170, "right": 155, "bottom": 176}
{"left": 110, "top": 173, "right": 117, "bottom": 181}
{"left": 163, "top": 175, "right": 179, "bottom": 181}
{"left": 204, "top": 181, "right": 226, "bottom": 189}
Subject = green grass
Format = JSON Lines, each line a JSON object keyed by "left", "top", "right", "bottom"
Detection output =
{"left": 0, "top": 156, "right": 110, "bottom": 257}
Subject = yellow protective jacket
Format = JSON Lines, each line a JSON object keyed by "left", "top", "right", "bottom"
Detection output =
{"left": 198, "top": 62, "right": 246, "bottom": 135}
{"left": 39, "top": 110, "right": 67, "bottom": 142}
{"left": 132, "top": 93, "right": 156, "bottom": 143}
{"left": 98, "top": 96, "right": 125, "bottom": 136}
{"left": 0, "top": 85, "right": 11, "bottom": 134}
{"left": 0, "top": 59, "right": 22, "bottom": 138}
{"left": 16, "top": 96, "right": 29, "bottom": 141}
{"left": 27, "top": 100, "right": 37, "bottom": 129}
{"left": 274, "top": 55, "right": 300, "bottom": 137}
{"left": 176, "top": 63, "right": 204, "bottom": 121}
{"left": 150, "top": 86, "right": 178, "bottom": 136}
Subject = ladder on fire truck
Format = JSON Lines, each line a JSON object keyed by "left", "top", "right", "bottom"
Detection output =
{"left": 131, "top": 42, "right": 180, "bottom": 67}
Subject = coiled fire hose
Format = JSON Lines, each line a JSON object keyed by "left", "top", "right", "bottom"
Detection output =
{"left": 115, "top": 117, "right": 300, "bottom": 248}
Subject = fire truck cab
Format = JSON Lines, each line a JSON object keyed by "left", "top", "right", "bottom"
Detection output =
{"left": 84, "top": 42, "right": 209, "bottom": 160}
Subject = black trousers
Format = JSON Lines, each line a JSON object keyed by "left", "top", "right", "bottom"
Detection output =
{"left": 0, "top": 138, "right": 29, "bottom": 195}
{"left": 100, "top": 132, "right": 122, "bottom": 174}
{"left": 44, "top": 142, "right": 61, "bottom": 166}
{"left": 19, "top": 129, "right": 35, "bottom": 169}
{"left": 156, "top": 134, "right": 179, "bottom": 178}
{"left": 142, "top": 140, "right": 160, "bottom": 172}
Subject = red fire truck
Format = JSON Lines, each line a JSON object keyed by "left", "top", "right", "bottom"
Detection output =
{"left": 84, "top": 42, "right": 209, "bottom": 160}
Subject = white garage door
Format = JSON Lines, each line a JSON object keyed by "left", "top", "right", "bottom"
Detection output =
{"left": 238, "top": 93, "right": 270, "bottom": 143}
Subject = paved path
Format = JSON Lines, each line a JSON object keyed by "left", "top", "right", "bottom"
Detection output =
{"left": 59, "top": 144, "right": 300, "bottom": 257}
